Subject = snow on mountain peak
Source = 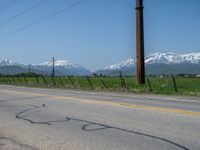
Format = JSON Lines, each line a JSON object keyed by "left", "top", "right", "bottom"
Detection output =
{"left": 38, "top": 60, "right": 80, "bottom": 68}
{"left": 104, "top": 58, "right": 135, "bottom": 70}
{"left": 180, "top": 53, "right": 200, "bottom": 64}
{"left": 0, "top": 59, "right": 25, "bottom": 67}
{"left": 145, "top": 52, "right": 181, "bottom": 64}
{"left": 35, "top": 59, "right": 91, "bottom": 75}
{"left": 145, "top": 52, "right": 200, "bottom": 64}
{"left": 102, "top": 52, "right": 200, "bottom": 71}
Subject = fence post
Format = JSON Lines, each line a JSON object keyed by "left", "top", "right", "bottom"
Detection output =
{"left": 4, "top": 77, "right": 8, "bottom": 83}
{"left": 172, "top": 76, "right": 178, "bottom": 93}
{"left": 101, "top": 78, "right": 107, "bottom": 89}
{"left": 122, "top": 77, "right": 129, "bottom": 91}
{"left": 9, "top": 77, "right": 13, "bottom": 84}
{"left": 119, "top": 71, "right": 125, "bottom": 88}
{"left": 50, "top": 74, "right": 56, "bottom": 86}
{"left": 23, "top": 75, "right": 28, "bottom": 84}
{"left": 0, "top": 76, "right": 5, "bottom": 83}
{"left": 86, "top": 76, "right": 93, "bottom": 89}
{"left": 0, "top": 76, "right": 3, "bottom": 83}
{"left": 34, "top": 74, "right": 40, "bottom": 84}
{"left": 17, "top": 76, "right": 22, "bottom": 83}
{"left": 42, "top": 75, "right": 47, "bottom": 85}
{"left": 1, "top": 77, "right": 6, "bottom": 83}
{"left": 6, "top": 77, "right": 11, "bottom": 84}
{"left": 58, "top": 77, "right": 64, "bottom": 86}
{"left": 147, "top": 77, "right": 152, "bottom": 91}
{"left": 67, "top": 75, "right": 74, "bottom": 86}
{"left": 11, "top": 76, "right": 16, "bottom": 83}
{"left": 119, "top": 71, "right": 129, "bottom": 90}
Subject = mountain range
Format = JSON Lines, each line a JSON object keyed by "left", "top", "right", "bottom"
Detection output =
{"left": 0, "top": 52, "right": 199, "bottom": 76}
{"left": 32, "top": 60, "right": 91, "bottom": 76}
{"left": 95, "top": 52, "right": 200, "bottom": 76}
{"left": 0, "top": 59, "right": 91, "bottom": 76}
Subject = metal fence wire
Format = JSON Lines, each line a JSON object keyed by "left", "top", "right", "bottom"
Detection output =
{"left": 0, "top": 75, "right": 199, "bottom": 96}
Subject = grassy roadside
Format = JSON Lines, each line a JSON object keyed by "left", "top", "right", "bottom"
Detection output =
{"left": 0, "top": 76, "right": 199, "bottom": 97}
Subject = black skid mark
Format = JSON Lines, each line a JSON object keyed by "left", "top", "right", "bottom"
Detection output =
{"left": 82, "top": 123, "right": 111, "bottom": 131}
{"left": 16, "top": 105, "right": 72, "bottom": 125}
{"left": 64, "top": 117, "right": 111, "bottom": 131}
{"left": 16, "top": 104, "right": 51, "bottom": 125}
{"left": 64, "top": 117, "right": 189, "bottom": 150}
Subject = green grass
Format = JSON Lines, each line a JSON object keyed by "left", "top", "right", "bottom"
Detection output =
{"left": 0, "top": 76, "right": 199, "bottom": 96}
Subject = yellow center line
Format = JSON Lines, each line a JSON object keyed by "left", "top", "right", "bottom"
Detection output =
{"left": 1, "top": 89, "right": 200, "bottom": 117}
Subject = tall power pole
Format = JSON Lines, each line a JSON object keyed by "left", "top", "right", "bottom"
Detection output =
{"left": 52, "top": 57, "right": 55, "bottom": 77}
{"left": 136, "top": 0, "right": 145, "bottom": 84}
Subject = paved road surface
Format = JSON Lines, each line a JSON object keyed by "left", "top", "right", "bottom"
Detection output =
{"left": 0, "top": 85, "right": 200, "bottom": 150}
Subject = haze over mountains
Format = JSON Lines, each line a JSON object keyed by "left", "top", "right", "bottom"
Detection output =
{"left": 0, "top": 52, "right": 199, "bottom": 76}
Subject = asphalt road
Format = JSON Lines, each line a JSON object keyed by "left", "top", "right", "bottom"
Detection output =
{"left": 0, "top": 85, "right": 200, "bottom": 150}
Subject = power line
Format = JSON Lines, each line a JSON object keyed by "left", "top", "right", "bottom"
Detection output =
{"left": 0, "top": 0, "right": 19, "bottom": 14}
{"left": 0, "top": 0, "right": 87, "bottom": 39}
{"left": 0, "top": 0, "right": 47, "bottom": 26}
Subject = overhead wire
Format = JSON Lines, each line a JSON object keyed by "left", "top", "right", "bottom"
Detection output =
{"left": 0, "top": 0, "right": 19, "bottom": 14}
{"left": 0, "top": 0, "right": 87, "bottom": 39}
{"left": 0, "top": 0, "right": 47, "bottom": 26}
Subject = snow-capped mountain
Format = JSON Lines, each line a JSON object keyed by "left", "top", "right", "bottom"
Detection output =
{"left": 103, "top": 52, "right": 200, "bottom": 70}
{"left": 145, "top": 52, "right": 200, "bottom": 64}
{"left": 0, "top": 60, "right": 28, "bottom": 75}
{"left": 96, "top": 52, "right": 200, "bottom": 76}
{"left": 33, "top": 60, "right": 91, "bottom": 76}
{"left": 180, "top": 53, "right": 200, "bottom": 64}
{"left": 0, "top": 59, "right": 91, "bottom": 76}
{"left": 0, "top": 59, "right": 26, "bottom": 68}
{"left": 104, "top": 58, "right": 135, "bottom": 70}
{"left": 38, "top": 60, "right": 82, "bottom": 69}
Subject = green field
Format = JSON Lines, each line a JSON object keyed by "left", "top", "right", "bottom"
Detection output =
{"left": 0, "top": 75, "right": 199, "bottom": 96}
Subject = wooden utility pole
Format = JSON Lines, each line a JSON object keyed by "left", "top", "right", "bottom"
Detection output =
{"left": 52, "top": 57, "right": 55, "bottom": 77}
{"left": 136, "top": 0, "right": 145, "bottom": 84}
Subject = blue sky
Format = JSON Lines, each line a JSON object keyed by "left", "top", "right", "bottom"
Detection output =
{"left": 0, "top": 0, "right": 199, "bottom": 71}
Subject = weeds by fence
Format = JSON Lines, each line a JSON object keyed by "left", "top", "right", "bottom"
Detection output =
{"left": 0, "top": 75, "right": 199, "bottom": 96}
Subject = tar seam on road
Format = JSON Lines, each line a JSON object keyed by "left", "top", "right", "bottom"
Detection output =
{"left": 15, "top": 104, "right": 190, "bottom": 150}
